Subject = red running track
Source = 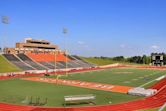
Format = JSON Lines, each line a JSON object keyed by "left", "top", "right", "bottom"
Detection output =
{"left": 150, "top": 77, "right": 166, "bottom": 90}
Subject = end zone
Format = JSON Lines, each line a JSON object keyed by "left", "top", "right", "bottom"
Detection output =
{"left": 22, "top": 77, "right": 134, "bottom": 93}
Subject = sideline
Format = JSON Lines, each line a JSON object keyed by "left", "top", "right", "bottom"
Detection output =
{"left": 139, "top": 71, "right": 166, "bottom": 87}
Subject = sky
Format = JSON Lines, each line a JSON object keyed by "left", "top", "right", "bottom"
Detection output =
{"left": 0, "top": 0, "right": 166, "bottom": 57}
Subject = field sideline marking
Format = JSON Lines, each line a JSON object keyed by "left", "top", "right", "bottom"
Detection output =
{"left": 58, "top": 69, "right": 106, "bottom": 77}
{"left": 139, "top": 71, "right": 165, "bottom": 87}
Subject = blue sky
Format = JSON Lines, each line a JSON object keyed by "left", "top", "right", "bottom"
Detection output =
{"left": 0, "top": 0, "right": 166, "bottom": 57}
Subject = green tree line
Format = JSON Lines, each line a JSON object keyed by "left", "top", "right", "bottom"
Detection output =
{"left": 91, "top": 53, "right": 166, "bottom": 65}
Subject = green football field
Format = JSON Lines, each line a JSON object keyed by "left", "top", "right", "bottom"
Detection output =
{"left": 56, "top": 68, "right": 166, "bottom": 88}
{"left": 0, "top": 68, "right": 165, "bottom": 107}
{"left": 0, "top": 78, "right": 141, "bottom": 107}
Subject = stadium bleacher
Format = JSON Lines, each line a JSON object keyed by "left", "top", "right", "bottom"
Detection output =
{"left": 26, "top": 53, "right": 70, "bottom": 62}
{"left": 49, "top": 62, "right": 66, "bottom": 69}
{"left": 17, "top": 54, "right": 47, "bottom": 70}
{"left": 71, "top": 55, "right": 96, "bottom": 68}
{"left": 2, "top": 53, "right": 96, "bottom": 71}
{"left": 39, "top": 62, "right": 55, "bottom": 69}
{"left": 3, "top": 54, "right": 34, "bottom": 70}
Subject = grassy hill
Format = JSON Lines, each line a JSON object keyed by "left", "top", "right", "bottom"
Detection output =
{"left": 81, "top": 57, "right": 132, "bottom": 66}
{"left": 0, "top": 55, "right": 21, "bottom": 73}
{"left": 81, "top": 57, "right": 148, "bottom": 66}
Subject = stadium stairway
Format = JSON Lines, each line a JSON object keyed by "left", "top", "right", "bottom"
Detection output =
{"left": 3, "top": 54, "right": 35, "bottom": 70}
{"left": 17, "top": 54, "right": 48, "bottom": 70}
{"left": 14, "top": 54, "right": 37, "bottom": 69}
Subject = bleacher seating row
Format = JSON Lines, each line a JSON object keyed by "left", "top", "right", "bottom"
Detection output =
{"left": 3, "top": 54, "right": 96, "bottom": 70}
{"left": 26, "top": 53, "right": 70, "bottom": 62}
{"left": 17, "top": 54, "right": 47, "bottom": 70}
{"left": 3, "top": 54, "right": 34, "bottom": 70}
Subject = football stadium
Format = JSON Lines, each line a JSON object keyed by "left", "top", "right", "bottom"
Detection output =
{"left": 0, "top": 38, "right": 166, "bottom": 111}
{"left": 1, "top": 0, "right": 166, "bottom": 111}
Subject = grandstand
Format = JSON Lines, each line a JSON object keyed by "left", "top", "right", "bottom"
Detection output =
{"left": 2, "top": 38, "right": 96, "bottom": 71}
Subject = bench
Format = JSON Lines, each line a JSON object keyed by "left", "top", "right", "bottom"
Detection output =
{"left": 63, "top": 94, "right": 96, "bottom": 106}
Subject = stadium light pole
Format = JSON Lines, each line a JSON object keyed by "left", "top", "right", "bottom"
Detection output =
{"left": 54, "top": 49, "right": 58, "bottom": 84}
{"left": 63, "top": 28, "right": 68, "bottom": 76}
{"left": 1, "top": 16, "right": 9, "bottom": 53}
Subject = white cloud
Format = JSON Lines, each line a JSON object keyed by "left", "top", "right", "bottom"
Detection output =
{"left": 151, "top": 45, "right": 160, "bottom": 49}
{"left": 77, "top": 41, "right": 85, "bottom": 45}
{"left": 120, "top": 44, "right": 126, "bottom": 48}
{"left": 76, "top": 41, "right": 93, "bottom": 51}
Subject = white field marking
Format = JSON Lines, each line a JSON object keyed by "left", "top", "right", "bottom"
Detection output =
{"left": 124, "top": 71, "right": 162, "bottom": 84}
{"left": 139, "top": 79, "right": 157, "bottom": 87}
{"left": 101, "top": 85, "right": 107, "bottom": 88}
{"left": 137, "top": 71, "right": 163, "bottom": 80}
{"left": 107, "top": 86, "right": 115, "bottom": 89}
{"left": 114, "top": 72, "right": 133, "bottom": 74}
{"left": 94, "top": 84, "right": 102, "bottom": 88}
{"left": 123, "top": 81, "right": 130, "bottom": 83}
{"left": 58, "top": 69, "right": 106, "bottom": 77}
{"left": 125, "top": 71, "right": 163, "bottom": 87}
{"left": 139, "top": 77, "right": 144, "bottom": 79}
{"left": 156, "top": 75, "right": 166, "bottom": 81}
{"left": 139, "top": 71, "right": 165, "bottom": 87}
{"left": 158, "top": 102, "right": 166, "bottom": 111}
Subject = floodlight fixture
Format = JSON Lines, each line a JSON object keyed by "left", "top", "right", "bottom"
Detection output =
{"left": 2, "top": 16, "right": 9, "bottom": 24}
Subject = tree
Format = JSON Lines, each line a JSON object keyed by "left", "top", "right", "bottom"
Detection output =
{"left": 142, "top": 55, "right": 147, "bottom": 64}
{"left": 113, "top": 56, "right": 125, "bottom": 61}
